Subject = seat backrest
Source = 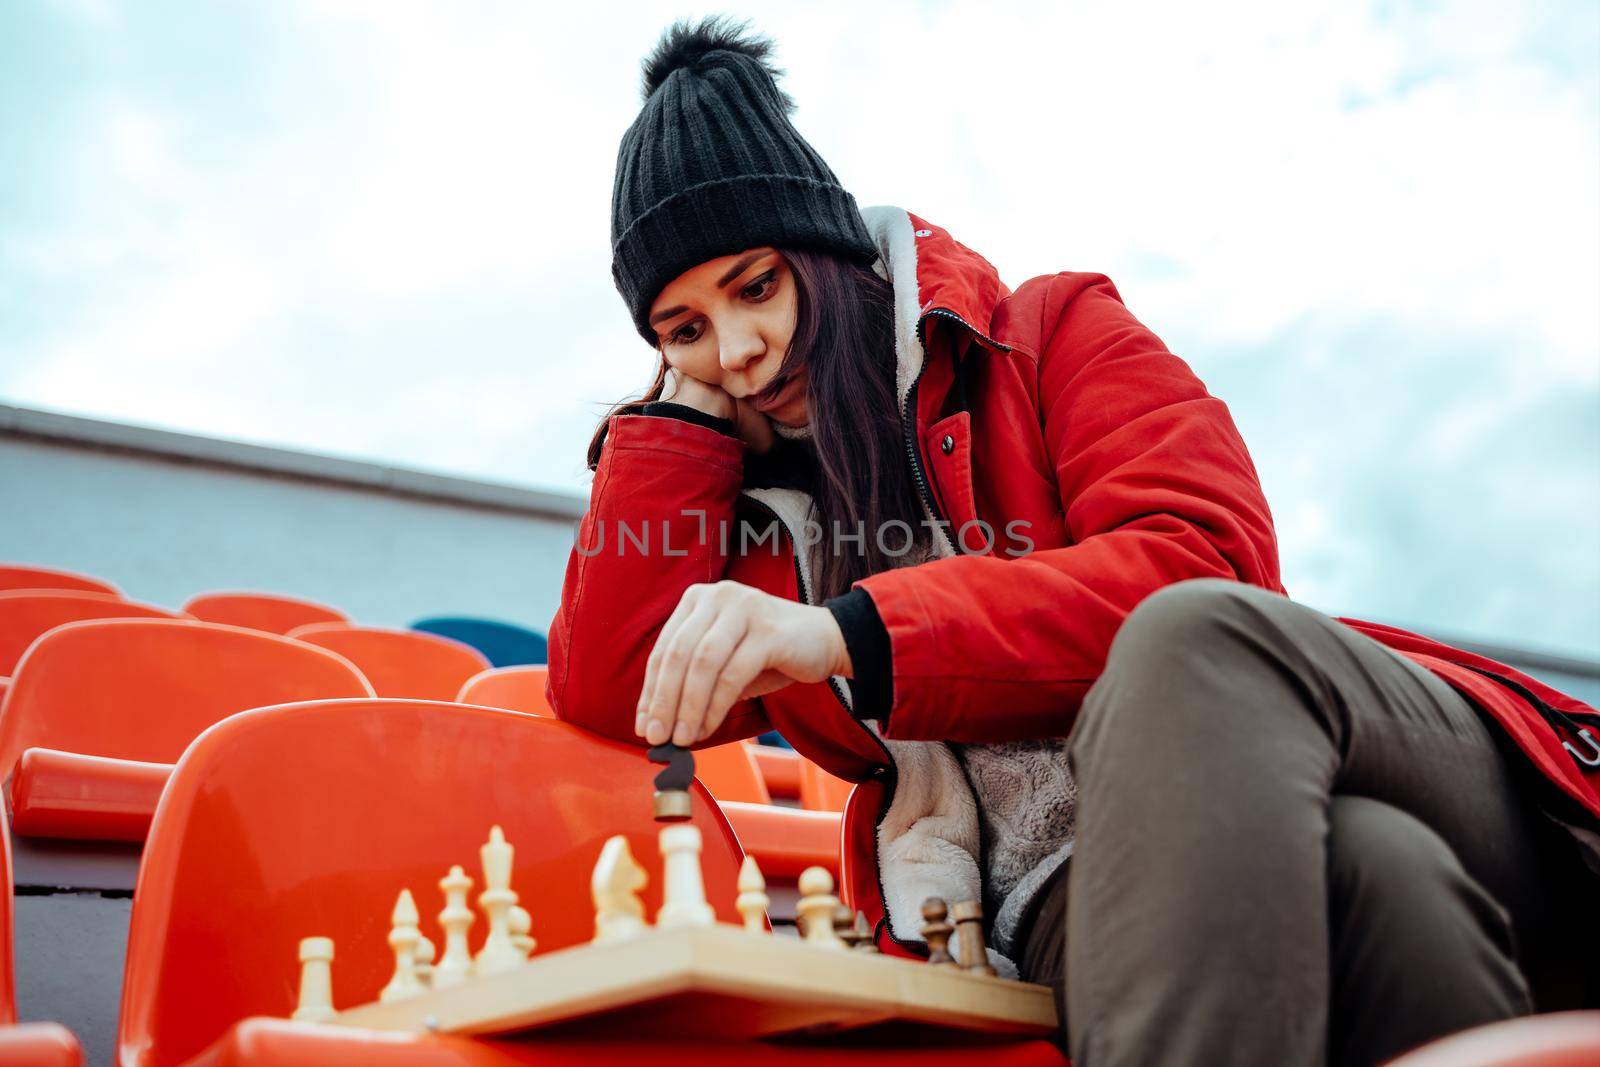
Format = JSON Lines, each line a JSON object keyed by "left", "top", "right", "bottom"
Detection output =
{"left": 456, "top": 665, "right": 553, "bottom": 715}
{"left": 696, "top": 742, "right": 772, "bottom": 805}
{"left": 0, "top": 564, "right": 119, "bottom": 597}
{"left": 0, "top": 591, "right": 187, "bottom": 675}
{"left": 287, "top": 624, "right": 490, "bottom": 701}
{"left": 798, "top": 757, "right": 856, "bottom": 812}
{"left": 0, "top": 619, "right": 372, "bottom": 776}
{"left": 410, "top": 616, "right": 547, "bottom": 667}
{"left": 181, "top": 592, "right": 348, "bottom": 635}
{"left": 117, "top": 699, "right": 744, "bottom": 1067}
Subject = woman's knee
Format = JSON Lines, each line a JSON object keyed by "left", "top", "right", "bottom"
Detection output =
{"left": 1105, "top": 578, "right": 1276, "bottom": 673}
{"left": 1084, "top": 578, "right": 1282, "bottom": 725}
{"left": 1072, "top": 578, "right": 1283, "bottom": 764}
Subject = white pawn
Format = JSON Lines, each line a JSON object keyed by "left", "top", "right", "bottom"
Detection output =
{"left": 734, "top": 855, "right": 769, "bottom": 934}
{"left": 415, "top": 933, "right": 436, "bottom": 985}
{"left": 380, "top": 890, "right": 428, "bottom": 1001}
{"left": 292, "top": 936, "right": 336, "bottom": 1022}
{"left": 655, "top": 823, "right": 715, "bottom": 929}
{"left": 592, "top": 835, "right": 649, "bottom": 943}
{"left": 474, "top": 826, "right": 525, "bottom": 975}
{"left": 433, "top": 864, "right": 475, "bottom": 989}
{"left": 796, "top": 867, "right": 845, "bottom": 950}
{"left": 508, "top": 905, "right": 536, "bottom": 958}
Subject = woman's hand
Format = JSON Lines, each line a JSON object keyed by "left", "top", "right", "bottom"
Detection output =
{"left": 635, "top": 581, "right": 851, "bottom": 747}
{"left": 660, "top": 366, "right": 734, "bottom": 420}
{"left": 661, "top": 367, "right": 775, "bottom": 454}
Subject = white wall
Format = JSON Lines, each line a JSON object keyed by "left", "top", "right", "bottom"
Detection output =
{"left": 0, "top": 405, "right": 585, "bottom": 631}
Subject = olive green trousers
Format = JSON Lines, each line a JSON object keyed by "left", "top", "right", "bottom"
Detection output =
{"left": 1017, "top": 578, "right": 1595, "bottom": 1067}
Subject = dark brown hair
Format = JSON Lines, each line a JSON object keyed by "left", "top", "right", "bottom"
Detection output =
{"left": 586, "top": 246, "right": 926, "bottom": 601}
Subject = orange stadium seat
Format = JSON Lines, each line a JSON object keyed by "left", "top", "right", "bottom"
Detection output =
{"left": 180, "top": 592, "right": 348, "bottom": 635}
{"left": 0, "top": 591, "right": 188, "bottom": 676}
{"left": 0, "top": 619, "right": 372, "bottom": 841}
{"left": 694, "top": 742, "right": 771, "bottom": 806}
{"left": 747, "top": 745, "right": 852, "bottom": 812}
{"left": 0, "top": 804, "right": 86, "bottom": 1065}
{"left": 117, "top": 699, "right": 1061, "bottom": 1067}
{"left": 116, "top": 700, "right": 743, "bottom": 1066}
{"left": 748, "top": 745, "right": 802, "bottom": 800}
{"left": 797, "top": 757, "right": 855, "bottom": 813}
{"left": 457, "top": 665, "right": 553, "bottom": 715}
{"left": 0, "top": 564, "right": 120, "bottom": 598}
{"left": 1384, "top": 1011, "right": 1600, "bottom": 1066}
{"left": 287, "top": 624, "right": 490, "bottom": 701}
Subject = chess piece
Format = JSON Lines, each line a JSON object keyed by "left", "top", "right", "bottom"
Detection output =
{"left": 380, "top": 890, "right": 428, "bottom": 1001}
{"left": 952, "top": 900, "right": 998, "bottom": 977}
{"left": 433, "top": 864, "right": 475, "bottom": 988}
{"left": 795, "top": 866, "right": 845, "bottom": 950}
{"left": 592, "top": 835, "right": 649, "bottom": 943}
{"left": 508, "top": 905, "right": 536, "bottom": 958}
{"left": 292, "top": 936, "right": 336, "bottom": 1022}
{"left": 833, "top": 905, "right": 860, "bottom": 947}
{"left": 415, "top": 933, "right": 436, "bottom": 985}
{"left": 648, "top": 743, "right": 694, "bottom": 822}
{"left": 474, "top": 825, "right": 526, "bottom": 975}
{"left": 656, "top": 824, "right": 715, "bottom": 928}
{"left": 920, "top": 898, "right": 957, "bottom": 967}
{"left": 851, "top": 911, "right": 878, "bottom": 953}
{"left": 734, "top": 855, "right": 769, "bottom": 934}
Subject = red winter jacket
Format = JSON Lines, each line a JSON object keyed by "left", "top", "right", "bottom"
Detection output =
{"left": 549, "top": 206, "right": 1600, "bottom": 951}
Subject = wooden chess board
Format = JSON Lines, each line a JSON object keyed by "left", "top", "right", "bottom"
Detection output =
{"left": 331, "top": 923, "right": 1058, "bottom": 1041}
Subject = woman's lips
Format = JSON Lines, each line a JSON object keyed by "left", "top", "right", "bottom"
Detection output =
{"left": 751, "top": 375, "right": 803, "bottom": 413}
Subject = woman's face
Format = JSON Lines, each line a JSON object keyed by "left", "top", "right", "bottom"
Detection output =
{"left": 648, "top": 246, "right": 809, "bottom": 426}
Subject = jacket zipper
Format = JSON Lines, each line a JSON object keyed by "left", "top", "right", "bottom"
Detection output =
{"left": 903, "top": 308, "right": 1013, "bottom": 557}
{"left": 868, "top": 307, "right": 1013, "bottom": 954}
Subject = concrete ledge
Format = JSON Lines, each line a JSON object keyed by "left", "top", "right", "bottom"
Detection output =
{"left": 1, "top": 402, "right": 587, "bottom": 520}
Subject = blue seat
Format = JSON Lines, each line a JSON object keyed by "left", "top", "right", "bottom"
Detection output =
{"left": 409, "top": 616, "right": 547, "bottom": 667}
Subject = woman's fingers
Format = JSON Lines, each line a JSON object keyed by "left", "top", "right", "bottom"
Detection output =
{"left": 698, "top": 637, "right": 778, "bottom": 741}
{"left": 639, "top": 583, "right": 813, "bottom": 746}
{"left": 731, "top": 397, "right": 776, "bottom": 455}
{"left": 638, "top": 591, "right": 714, "bottom": 745}
{"left": 637, "top": 589, "right": 697, "bottom": 730}
{"left": 671, "top": 612, "right": 749, "bottom": 747}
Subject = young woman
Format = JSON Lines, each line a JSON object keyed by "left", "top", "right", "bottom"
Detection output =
{"left": 549, "top": 18, "right": 1600, "bottom": 1066}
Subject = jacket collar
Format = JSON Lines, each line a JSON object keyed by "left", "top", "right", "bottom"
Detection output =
{"left": 858, "top": 206, "right": 1011, "bottom": 410}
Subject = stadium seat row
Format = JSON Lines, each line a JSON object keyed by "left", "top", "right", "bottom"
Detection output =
{"left": 3, "top": 562, "right": 1590, "bottom": 1066}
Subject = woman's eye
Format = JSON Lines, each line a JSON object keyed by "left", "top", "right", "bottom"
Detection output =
{"left": 671, "top": 322, "right": 702, "bottom": 345}
{"left": 741, "top": 271, "right": 777, "bottom": 301}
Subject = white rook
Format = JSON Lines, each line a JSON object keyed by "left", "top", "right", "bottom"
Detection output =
{"left": 655, "top": 824, "right": 715, "bottom": 928}
{"left": 292, "top": 936, "right": 336, "bottom": 1022}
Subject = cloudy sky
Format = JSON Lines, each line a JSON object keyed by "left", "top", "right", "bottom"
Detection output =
{"left": 2, "top": 0, "right": 1596, "bottom": 657}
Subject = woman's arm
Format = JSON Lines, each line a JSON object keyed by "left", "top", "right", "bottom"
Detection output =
{"left": 546, "top": 406, "right": 776, "bottom": 748}
{"left": 854, "top": 272, "right": 1283, "bottom": 743}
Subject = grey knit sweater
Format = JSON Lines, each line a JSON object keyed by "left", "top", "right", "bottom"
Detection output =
{"left": 830, "top": 520, "right": 1077, "bottom": 958}
{"left": 954, "top": 739, "right": 1076, "bottom": 956}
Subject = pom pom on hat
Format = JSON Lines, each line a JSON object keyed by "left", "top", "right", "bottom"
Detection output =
{"left": 639, "top": 15, "right": 795, "bottom": 114}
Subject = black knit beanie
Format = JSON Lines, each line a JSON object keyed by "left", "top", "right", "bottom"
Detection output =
{"left": 611, "top": 17, "right": 878, "bottom": 344}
